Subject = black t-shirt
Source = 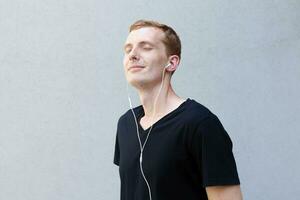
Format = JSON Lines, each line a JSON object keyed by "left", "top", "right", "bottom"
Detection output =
{"left": 113, "top": 98, "right": 240, "bottom": 200}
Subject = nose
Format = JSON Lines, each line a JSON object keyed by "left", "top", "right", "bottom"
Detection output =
{"left": 128, "top": 47, "right": 139, "bottom": 61}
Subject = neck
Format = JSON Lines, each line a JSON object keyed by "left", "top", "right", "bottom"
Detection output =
{"left": 137, "top": 81, "right": 183, "bottom": 118}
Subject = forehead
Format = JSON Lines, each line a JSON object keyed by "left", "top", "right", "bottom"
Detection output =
{"left": 125, "top": 27, "right": 165, "bottom": 46}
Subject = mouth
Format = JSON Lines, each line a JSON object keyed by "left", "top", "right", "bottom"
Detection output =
{"left": 128, "top": 65, "right": 145, "bottom": 71}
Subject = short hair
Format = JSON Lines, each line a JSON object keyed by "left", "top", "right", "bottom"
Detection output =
{"left": 129, "top": 19, "right": 181, "bottom": 59}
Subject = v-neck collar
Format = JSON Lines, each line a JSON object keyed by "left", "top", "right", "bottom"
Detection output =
{"left": 136, "top": 98, "right": 191, "bottom": 132}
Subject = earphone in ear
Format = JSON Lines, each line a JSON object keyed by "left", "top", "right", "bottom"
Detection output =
{"left": 165, "top": 63, "right": 171, "bottom": 68}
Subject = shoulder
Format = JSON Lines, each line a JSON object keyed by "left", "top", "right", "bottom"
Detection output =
{"left": 184, "top": 98, "right": 218, "bottom": 126}
{"left": 183, "top": 99, "right": 229, "bottom": 140}
{"left": 186, "top": 99, "right": 233, "bottom": 142}
{"left": 117, "top": 105, "right": 143, "bottom": 127}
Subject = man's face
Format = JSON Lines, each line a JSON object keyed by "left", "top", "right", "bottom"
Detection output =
{"left": 123, "top": 27, "right": 169, "bottom": 88}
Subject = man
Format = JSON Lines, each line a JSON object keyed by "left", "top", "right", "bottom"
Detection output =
{"left": 114, "top": 19, "right": 243, "bottom": 200}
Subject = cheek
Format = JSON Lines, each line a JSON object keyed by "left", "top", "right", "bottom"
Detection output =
{"left": 148, "top": 58, "right": 165, "bottom": 69}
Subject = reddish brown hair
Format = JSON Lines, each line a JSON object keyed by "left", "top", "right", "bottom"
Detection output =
{"left": 129, "top": 19, "right": 181, "bottom": 59}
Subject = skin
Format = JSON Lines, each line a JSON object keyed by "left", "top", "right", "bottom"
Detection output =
{"left": 123, "top": 26, "right": 184, "bottom": 128}
{"left": 123, "top": 27, "right": 243, "bottom": 199}
{"left": 206, "top": 185, "right": 243, "bottom": 200}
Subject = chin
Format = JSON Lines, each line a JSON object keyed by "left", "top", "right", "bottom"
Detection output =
{"left": 127, "top": 76, "right": 149, "bottom": 89}
{"left": 127, "top": 79, "right": 143, "bottom": 88}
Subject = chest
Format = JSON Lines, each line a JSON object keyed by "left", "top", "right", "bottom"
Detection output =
{"left": 118, "top": 123, "right": 190, "bottom": 178}
{"left": 139, "top": 116, "right": 163, "bottom": 131}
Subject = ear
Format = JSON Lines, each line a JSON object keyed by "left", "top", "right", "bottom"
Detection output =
{"left": 166, "top": 55, "right": 180, "bottom": 73}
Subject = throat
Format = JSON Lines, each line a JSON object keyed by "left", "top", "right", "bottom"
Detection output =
{"left": 139, "top": 115, "right": 162, "bottom": 131}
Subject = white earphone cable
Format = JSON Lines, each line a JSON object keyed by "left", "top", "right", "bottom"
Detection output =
{"left": 126, "top": 64, "right": 168, "bottom": 200}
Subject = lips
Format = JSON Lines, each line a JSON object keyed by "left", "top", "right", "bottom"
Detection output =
{"left": 128, "top": 65, "right": 145, "bottom": 71}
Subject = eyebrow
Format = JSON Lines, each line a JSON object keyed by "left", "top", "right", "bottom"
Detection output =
{"left": 123, "top": 41, "right": 155, "bottom": 50}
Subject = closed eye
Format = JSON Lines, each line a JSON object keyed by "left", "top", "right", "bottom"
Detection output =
{"left": 124, "top": 48, "right": 132, "bottom": 54}
{"left": 143, "top": 47, "right": 153, "bottom": 50}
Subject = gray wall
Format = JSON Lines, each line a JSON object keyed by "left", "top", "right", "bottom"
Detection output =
{"left": 0, "top": 0, "right": 299, "bottom": 199}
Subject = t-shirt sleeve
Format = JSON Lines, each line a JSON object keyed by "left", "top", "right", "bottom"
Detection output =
{"left": 113, "top": 132, "right": 120, "bottom": 166}
{"left": 113, "top": 116, "right": 123, "bottom": 166}
{"left": 189, "top": 114, "right": 240, "bottom": 187}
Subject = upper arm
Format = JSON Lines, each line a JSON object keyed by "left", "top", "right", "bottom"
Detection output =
{"left": 205, "top": 185, "right": 243, "bottom": 200}
{"left": 188, "top": 115, "right": 241, "bottom": 187}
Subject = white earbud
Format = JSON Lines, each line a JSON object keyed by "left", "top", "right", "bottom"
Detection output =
{"left": 165, "top": 63, "right": 171, "bottom": 68}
